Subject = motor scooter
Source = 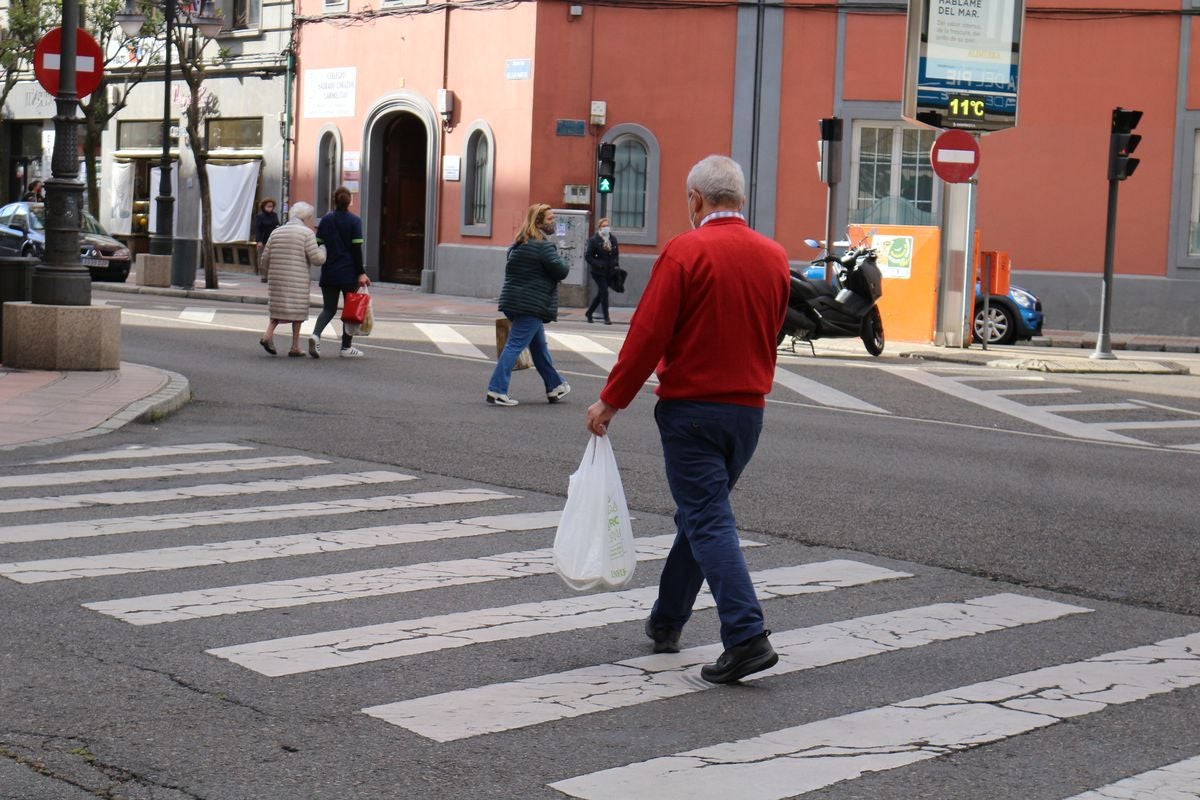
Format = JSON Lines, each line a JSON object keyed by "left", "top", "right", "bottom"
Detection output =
{"left": 778, "top": 234, "right": 885, "bottom": 356}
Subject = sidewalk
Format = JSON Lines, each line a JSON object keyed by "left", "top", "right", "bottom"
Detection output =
{"left": 0, "top": 269, "right": 1195, "bottom": 449}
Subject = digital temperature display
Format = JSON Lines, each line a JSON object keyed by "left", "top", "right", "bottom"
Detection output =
{"left": 947, "top": 94, "right": 987, "bottom": 121}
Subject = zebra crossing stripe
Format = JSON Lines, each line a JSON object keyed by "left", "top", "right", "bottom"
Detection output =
{"left": 884, "top": 368, "right": 1143, "bottom": 444}
{"left": 0, "top": 511, "right": 562, "bottom": 584}
{"left": 772, "top": 367, "right": 889, "bottom": 414}
{"left": 0, "top": 488, "right": 508, "bottom": 545}
{"left": 1, "top": 456, "right": 328, "bottom": 490}
{"left": 180, "top": 307, "right": 216, "bottom": 323}
{"left": 545, "top": 331, "right": 618, "bottom": 372}
{"left": 34, "top": 443, "right": 255, "bottom": 465}
{"left": 364, "top": 593, "right": 1089, "bottom": 742}
{"left": 211, "top": 561, "right": 909, "bottom": 677}
{"left": 0, "top": 470, "right": 415, "bottom": 515}
{"left": 1059, "top": 755, "right": 1200, "bottom": 799}
{"left": 84, "top": 534, "right": 749, "bottom": 626}
{"left": 413, "top": 323, "right": 490, "bottom": 359}
{"left": 548, "top": 631, "right": 1200, "bottom": 800}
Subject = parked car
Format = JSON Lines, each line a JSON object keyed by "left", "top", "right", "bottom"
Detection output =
{"left": 973, "top": 283, "right": 1043, "bottom": 345}
{"left": 800, "top": 262, "right": 1045, "bottom": 346}
{"left": 0, "top": 201, "right": 132, "bottom": 282}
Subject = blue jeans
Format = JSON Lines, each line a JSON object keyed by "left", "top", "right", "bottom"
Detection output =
{"left": 651, "top": 399, "right": 765, "bottom": 649}
{"left": 487, "top": 314, "right": 565, "bottom": 395}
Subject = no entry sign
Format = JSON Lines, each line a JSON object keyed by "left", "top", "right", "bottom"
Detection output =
{"left": 930, "top": 129, "right": 981, "bottom": 183}
{"left": 34, "top": 27, "right": 104, "bottom": 99}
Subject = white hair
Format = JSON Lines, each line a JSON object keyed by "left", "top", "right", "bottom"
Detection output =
{"left": 686, "top": 155, "right": 746, "bottom": 208}
{"left": 289, "top": 201, "right": 316, "bottom": 225}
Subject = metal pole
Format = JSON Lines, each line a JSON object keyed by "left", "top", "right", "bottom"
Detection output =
{"left": 31, "top": 0, "right": 91, "bottom": 306}
{"left": 149, "top": 0, "right": 175, "bottom": 257}
{"left": 961, "top": 173, "right": 978, "bottom": 349}
{"left": 1091, "top": 177, "right": 1120, "bottom": 360}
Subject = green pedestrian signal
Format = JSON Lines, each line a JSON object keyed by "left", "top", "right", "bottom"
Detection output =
{"left": 597, "top": 143, "right": 616, "bottom": 194}
{"left": 598, "top": 176, "right": 614, "bottom": 194}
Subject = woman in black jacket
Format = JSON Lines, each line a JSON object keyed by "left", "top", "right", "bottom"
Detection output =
{"left": 254, "top": 198, "right": 280, "bottom": 278}
{"left": 584, "top": 217, "right": 619, "bottom": 324}
{"left": 486, "top": 203, "right": 571, "bottom": 407}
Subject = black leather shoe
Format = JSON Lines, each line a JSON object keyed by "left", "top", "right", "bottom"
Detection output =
{"left": 700, "top": 631, "right": 778, "bottom": 684}
{"left": 586, "top": 315, "right": 594, "bottom": 324}
{"left": 644, "top": 616, "right": 681, "bottom": 654}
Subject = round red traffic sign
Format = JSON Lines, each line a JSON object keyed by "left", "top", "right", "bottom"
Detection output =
{"left": 930, "top": 129, "right": 981, "bottom": 183}
{"left": 33, "top": 27, "right": 104, "bottom": 99}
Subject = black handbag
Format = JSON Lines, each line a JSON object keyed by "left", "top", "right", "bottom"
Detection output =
{"left": 610, "top": 267, "right": 628, "bottom": 293}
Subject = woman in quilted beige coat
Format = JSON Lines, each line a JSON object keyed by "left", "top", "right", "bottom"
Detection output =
{"left": 260, "top": 202, "right": 325, "bottom": 356}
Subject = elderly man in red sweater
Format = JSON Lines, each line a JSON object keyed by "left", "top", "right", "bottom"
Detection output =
{"left": 586, "top": 154, "right": 790, "bottom": 683}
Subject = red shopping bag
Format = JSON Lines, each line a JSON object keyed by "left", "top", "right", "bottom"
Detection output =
{"left": 342, "top": 289, "right": 370, "bottom": 325}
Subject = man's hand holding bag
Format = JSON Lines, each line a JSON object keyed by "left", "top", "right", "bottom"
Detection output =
{"left": 553, "top": 435, "right": 636, "bottom": 591}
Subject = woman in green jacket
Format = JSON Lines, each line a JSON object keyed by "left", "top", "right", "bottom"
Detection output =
{"left": 486, "top": 203, "right": 572, "bottom": 407}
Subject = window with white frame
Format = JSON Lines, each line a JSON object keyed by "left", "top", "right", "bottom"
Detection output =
{"left": 601, "top": 124, "right": 659, "bottom": 245}
{"left": 849, "top": 122, "right": 938, "bottom": 226}
{"left": 219, "top": 0, "right": 260, "bottom": 31}
{"left": 1190, "top": 130, "right": 1200, "bottom": 257}
{"left": 460, "top": 121, "right": 494, "bottom": 237}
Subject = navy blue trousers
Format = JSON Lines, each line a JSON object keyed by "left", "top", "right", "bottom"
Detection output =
{"left": 650, "top": 399, "right": 766, "bottom": 649}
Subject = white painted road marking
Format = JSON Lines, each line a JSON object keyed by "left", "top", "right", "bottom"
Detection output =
{"left": 1, "top": 455, "right": 327, "bottom": 489}
{"left": 885, "top": 367, "right": 1144, "bottom": 444}
{"left": 414, "top": 322, "right": 489, "bottom": 359}
{"left": 33, "top": 443, "right": 255, "bottom": 465}
{"left": 0, "top": 511, "right": 562, "bottom": 584}
{"left": 180, "top": 307, "right": 216, "bottom": 323}
{"left": 212, "top": 561, "right": 910, "bottom": 677}
{"left": 545, "top": 331, "right": 619, "bottom": 372}
{"left": 0, "top": 488, "right": 506, "bottom": 545}
{"left": 367, "top": 594, "right": 1089, "bottom": 742}
{"left": 549, "top": 632, "right": 1200, "bottom": 800}
{"left": 1060, "top": 755, "right": 1200, "bottom": 799}
{"left": 84, "top": 534, "right": 760, "bottom": 625}
{"left": 772, "top": 366, "right": 889, "bottom": 413}
{"left": 0, "top": 470, "right": 415, "bottom": 515}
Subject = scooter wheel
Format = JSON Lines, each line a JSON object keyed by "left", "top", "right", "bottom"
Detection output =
{"left": 861, "top": 308, "right": 884, "bottom": 356}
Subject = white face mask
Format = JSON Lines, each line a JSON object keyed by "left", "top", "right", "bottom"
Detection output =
{"left": 599, "top": 227, "right": 611, "bottom": 236}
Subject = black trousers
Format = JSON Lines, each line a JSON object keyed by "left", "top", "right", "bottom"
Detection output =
{"left": 313, "top": 284, "right": 354, "bottom": 348}
{"left": 586, "top": 271, "right": 610, "bottom": 321}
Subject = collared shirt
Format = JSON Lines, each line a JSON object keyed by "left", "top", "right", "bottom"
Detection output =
{"left": 700, "top": 210, "right": 746, "bottom": 227}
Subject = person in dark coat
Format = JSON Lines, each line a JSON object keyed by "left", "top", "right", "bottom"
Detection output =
{"left": 486, "top": 203, "right": 571, "bottom": 406}
{"left": 21, "top": 180, "right": 44, "bottom": 202}
{"left": 309, "top": 187, "right": 371, "bottom": 358}
{"left": 254, "top": 198, "right": 280, "bottom": 280}
{"left": 584, "top": 216, "right": 619, "bottom": 324}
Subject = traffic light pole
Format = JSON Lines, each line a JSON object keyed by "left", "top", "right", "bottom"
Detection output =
{"left": 1091, "top": 176, "right": 1120, "bottom": 360}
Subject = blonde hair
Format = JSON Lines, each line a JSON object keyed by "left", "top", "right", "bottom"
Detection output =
{"left": 597, "top": 217, "right": 611, "bottom": 229}
{"left": 515, "top": 203, "right": 553, "bottom": 244}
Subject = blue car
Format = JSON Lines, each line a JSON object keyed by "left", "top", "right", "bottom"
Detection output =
{"left": 801, "top": 262, "right": 1044, "bottom": 346}
{"left": 973, "top": 283, "right": 1043, "bottom": 345}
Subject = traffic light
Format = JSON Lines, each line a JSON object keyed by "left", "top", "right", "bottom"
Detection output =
{"left": 1108, "top": 107, "right": 1142, "bottom": 182}
{"left": 597, "top": 143, "right": 616, "bottom": 194}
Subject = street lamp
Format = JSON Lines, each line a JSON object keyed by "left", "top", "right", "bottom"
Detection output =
{"left": 116, "top": 0, "right": 223, "bottom": 262}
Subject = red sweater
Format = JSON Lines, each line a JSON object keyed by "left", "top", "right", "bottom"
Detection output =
{"left": 600, "top": 217, "right": 790, "bottom": 410}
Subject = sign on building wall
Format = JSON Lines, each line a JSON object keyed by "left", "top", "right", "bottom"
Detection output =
{"left": 505, "top": 59, "right": 531, "bottom": 80}
{"left": 303, "top": 67, "right": 357, "bottom": 118}
{"left": 903, "top": 0, "right": 1024, "bottom": 132}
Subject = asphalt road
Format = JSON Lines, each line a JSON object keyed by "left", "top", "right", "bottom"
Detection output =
{"left": 1, "top": 292, "right": 1197, "bottom": 800}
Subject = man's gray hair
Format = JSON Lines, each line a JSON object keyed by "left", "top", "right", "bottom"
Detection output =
{"left": 687, "top": 155, "right": 746, "bottom": 208}
{"left": 289, "top": 201, "right": 316, "bottom": 225}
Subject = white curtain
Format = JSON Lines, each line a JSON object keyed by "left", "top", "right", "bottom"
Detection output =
{"left": 149, "top": 164, "right": 202, "bottom": 235}
{"left": 207, "top": 162, "right": 259, "bottom": 243}
{"left": 108, "top": 162, "right": 134, "bottom": 235}
{"left": 150, "top": 161, "right": 260, "bottom": 242}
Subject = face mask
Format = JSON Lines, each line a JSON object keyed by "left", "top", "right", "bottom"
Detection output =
{"left": 599, "top": 227, "right": 611, "bottom": 236}
{"left": 540, "top": 220, "right": 556, "bottom": 236}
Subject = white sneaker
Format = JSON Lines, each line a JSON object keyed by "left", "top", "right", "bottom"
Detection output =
{"left": 486, "top": 391, "right": 519, "bottom": 406}
{"left": 546, "top": 382, "right": 571, "bottom": 403}
{"left": 340, "top": 346, "right": 364, "bottom": 358}
{"left": 307, "top": 335, "right": 320, "bottom": 358}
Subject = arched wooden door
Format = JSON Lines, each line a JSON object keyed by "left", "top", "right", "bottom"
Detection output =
{"left": 377, "top": 113, "right": 427, "bottom": 285}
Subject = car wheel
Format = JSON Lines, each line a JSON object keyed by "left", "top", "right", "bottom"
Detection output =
{"left": 861, "top": 307, "right": 884, "bottom": 356}
{"left": 974, "top": 304, "right": 1017, "bottom": 345}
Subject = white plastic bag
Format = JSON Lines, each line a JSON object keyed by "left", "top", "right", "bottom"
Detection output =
{"left": 553, "top": 435, "right": 636, "bottom": 591}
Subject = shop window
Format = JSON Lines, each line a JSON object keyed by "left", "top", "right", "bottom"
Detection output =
{"left": 600, "top": 124, "right": 660, "bottom": 246}
{"left": 849, "top": 122, "right": 938, "bottom": 226}
{"left": 460, "top": 121, "right": 494, "bottom": 237}
{"left": 207, "top": 118, "right": 263, "bottom": 150}
{"left": 219, "top": 0, "right": 260, "bottom": 31}
{"left": 118, "top": 120, "right": 164, "bottom": 150}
